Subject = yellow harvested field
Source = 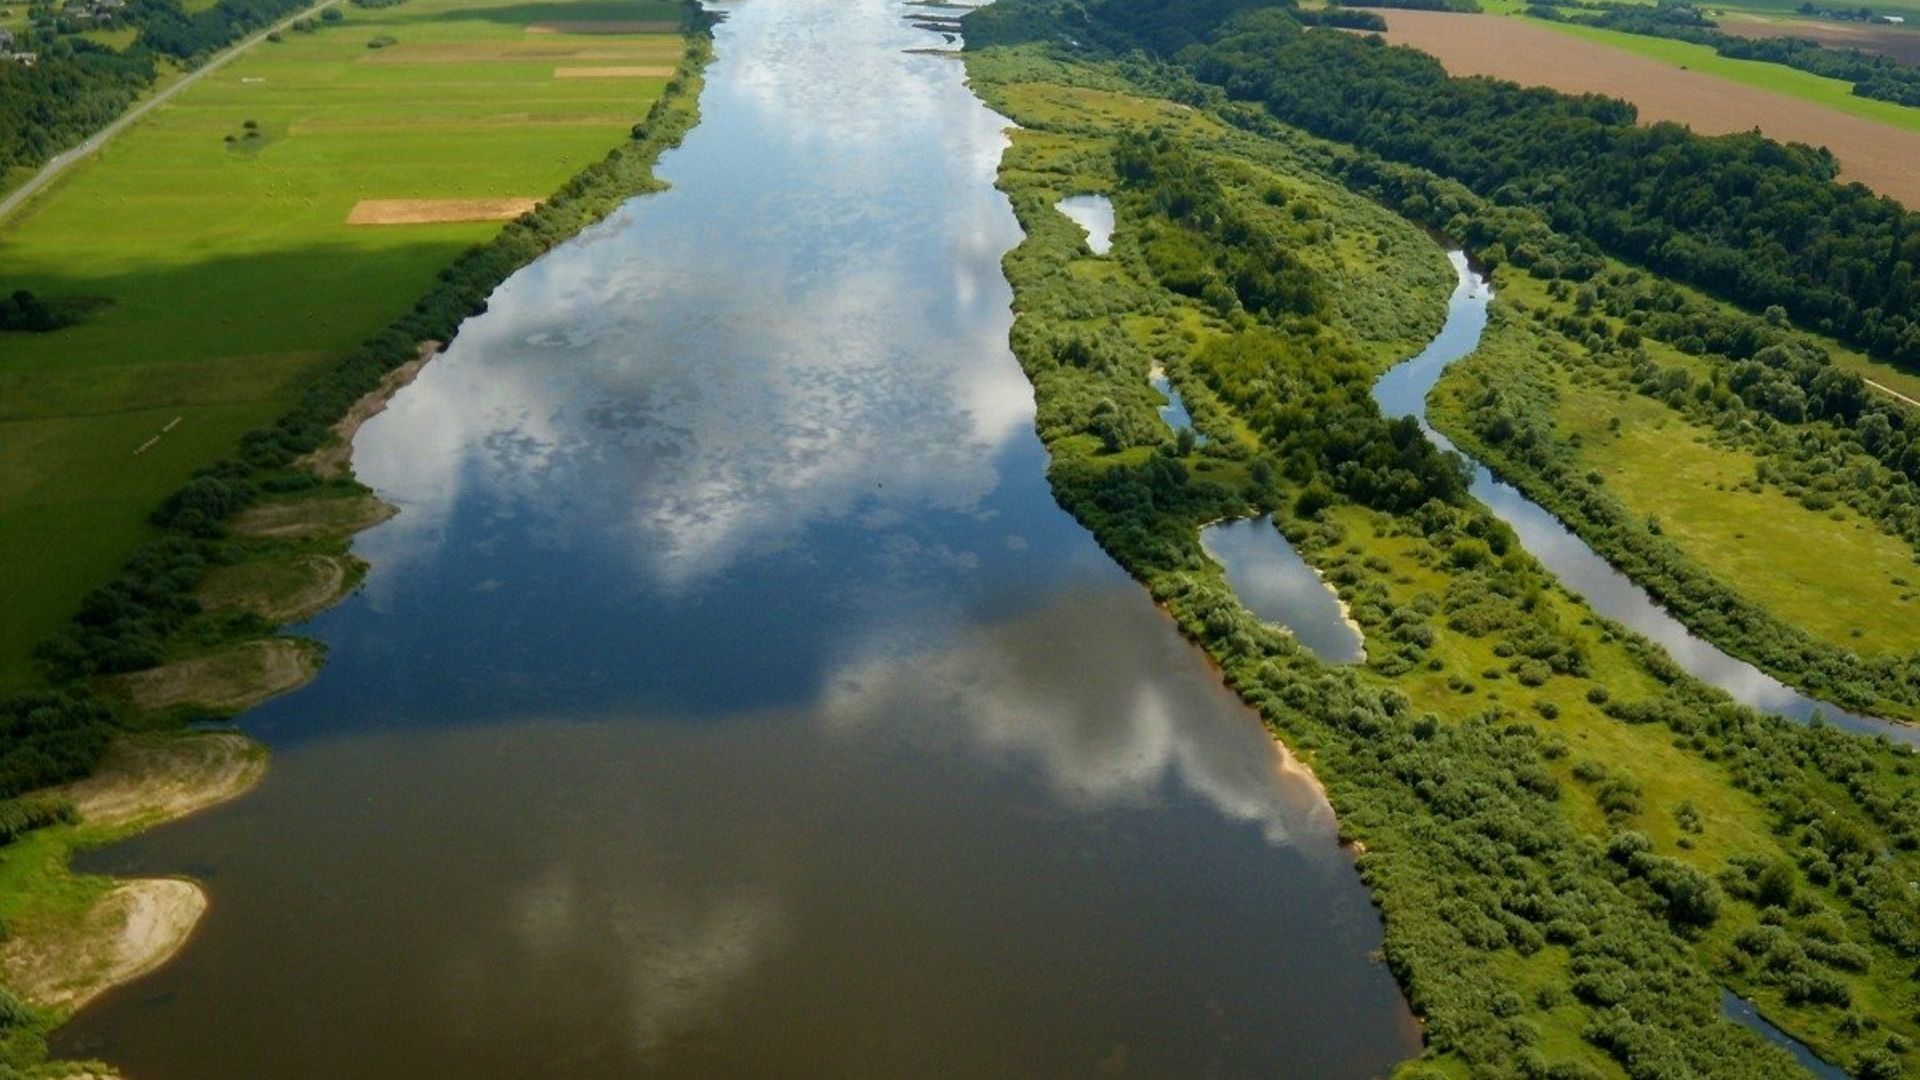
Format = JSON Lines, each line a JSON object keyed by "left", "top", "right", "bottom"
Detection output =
{"left": 1381, "top": 11, "right": 1920, "bottom": 207}
{"left": 346, "top": 197, "right": 541, "bottom": 225}
{"left": 554, "top": 65, "right": 674, "bottom": 78}
{"left": 526, "top": 19, "right": 679, "bottom": 33}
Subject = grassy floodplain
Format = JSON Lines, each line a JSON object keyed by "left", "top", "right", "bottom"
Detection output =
{"left": 964, "top": 5, "right": 1920, "bottom": 1070}
{"left": 1436, "top": 270, "right": 1920, "bottom": 655}
{"left": 0, "top": 0, "right": 686, "bottom": 687}
{"left": 0, "top": 1, "right": 708, "bottom": 1070}
{"left": 1426, "top": 257, "right": 1920, "bottom": 720}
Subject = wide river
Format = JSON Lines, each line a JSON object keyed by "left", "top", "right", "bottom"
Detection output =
{"left": 55, "top": 1, "right": 1419, "bottom": 1075}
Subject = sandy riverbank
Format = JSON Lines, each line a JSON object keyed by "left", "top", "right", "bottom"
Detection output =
{"left": 301, "top": 340, "right": 446, "bottom": 480}
{"left": 2, "top": 733, "right": 265, "bottom": 1014}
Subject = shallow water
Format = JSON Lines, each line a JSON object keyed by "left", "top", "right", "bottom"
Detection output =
{"left": 1054, "top": 193, "right": 1114, "bottom": 255}
{"left": 1374, "top": 252, "right": 1916, "bottom": 745}
{"left": 1202, "top": 517, "right": 1364, "bottom": 665}
{"left": 54, "top": 2, "right": 1420, "bottom": 1076}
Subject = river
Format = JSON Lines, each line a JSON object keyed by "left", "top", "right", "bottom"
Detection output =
{"left": 52, "top": 1, "right": 1420, "bottom": 1076}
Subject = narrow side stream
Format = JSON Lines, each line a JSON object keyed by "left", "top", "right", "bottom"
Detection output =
{"left": 1374, "top": 252, "right": 1916, "bottom": 747}
{"left": 1720, "top": 990, "right": 1850, "bottom": 1079}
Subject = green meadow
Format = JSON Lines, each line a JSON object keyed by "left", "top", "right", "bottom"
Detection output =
{"left": 1426, "top": 258, "right": 1920, "bottom": 718}
{"left": 1551, "top": 378, "right": 1920, "bottom": 655}
{"left": 0, "top": 0, "right": 686, "bottom": 686}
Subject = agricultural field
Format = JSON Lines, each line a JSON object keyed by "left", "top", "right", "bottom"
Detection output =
{"left": 1379, "top": 9, "right": 1920, "bottom": 205}
{"left": 1718, "top": 12, "right": 1920, "bottom": 66}
{"left": 0, "top": 0, "right": 686, "bottom": 687}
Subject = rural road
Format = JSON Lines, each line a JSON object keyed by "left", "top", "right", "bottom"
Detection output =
{"left": 0, "top": 0, "right": 343, "bottom": 225}
{"left": 1867, "top": 379, "right": 1920, "bottom": 411}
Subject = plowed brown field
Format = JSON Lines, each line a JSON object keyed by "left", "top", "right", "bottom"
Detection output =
{"left": 1720, "top": 14, "right": 1920, "bottom": 67}
{"left": 1380, "top": 11, "right": 1920, "bottom": 207}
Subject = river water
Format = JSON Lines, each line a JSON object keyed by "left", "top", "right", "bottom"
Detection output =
{"left": 1374, "top": 252, "right": 1917, "bottom": 747}
{"left": 53, "top": 2, "right": 1420, "bottom": 1076}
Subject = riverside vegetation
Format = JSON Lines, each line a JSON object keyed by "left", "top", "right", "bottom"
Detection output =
{"left": 1430, "top": 258, "right": 1920, "bottom": 721}
{"left": 965, "top": 0, "right": 1920, "bottom": 1075}
{"left": 0, "top": 9, "right": 710, "bottom": 1073}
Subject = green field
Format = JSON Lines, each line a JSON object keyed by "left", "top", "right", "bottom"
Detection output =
{"left": 0, "top": 0, "right": 686, "bottom": 686}
{"left": 1717, "top": 0, "right": 1920, "bottom": 20}
{"left": 1492, "top": 267, "right": 1920, "bottom": 660}
{"left": 1421, "top": 258, "right": 1920, "bottom": 719}
{"left": 1466, "top": 4, "right": 1920, "bottom": 132}
{"left": 1551, "top": 379, "right": 1920, "bottom": 654}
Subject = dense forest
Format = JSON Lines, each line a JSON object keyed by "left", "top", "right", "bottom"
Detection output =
{"left": 1532, "top": 0, "right": 1920, "bottom": 109}
{"left": 0, "top": 0, "right": 320, "bottom": 174}
{"left": 0, "top": 40, "right": 155, "bottom": 173}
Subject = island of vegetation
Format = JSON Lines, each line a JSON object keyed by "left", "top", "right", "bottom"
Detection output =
{"left": 961, "top": 0, "right": 1920, "bottom": 1074}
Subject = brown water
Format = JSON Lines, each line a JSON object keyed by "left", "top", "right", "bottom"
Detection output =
{"left": 53, "top": 1, "right": 1421, "bottom": 1075}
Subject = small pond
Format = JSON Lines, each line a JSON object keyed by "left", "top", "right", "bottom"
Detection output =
{"left": 1202, "top": 516, "right": 1365, "bottom": 665}
{"left": 1055, "top": 194, "right": 1114, "bottom": 255}
{"left": 1151, "top": 366, "right": 1209, "bottom": 445}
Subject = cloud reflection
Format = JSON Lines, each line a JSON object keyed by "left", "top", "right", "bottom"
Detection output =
{"left": 350, "top": 0, "right": 1031, "bottom": 596}
{"left": 822, "top": 589, "right": 1332, "bottom": 846}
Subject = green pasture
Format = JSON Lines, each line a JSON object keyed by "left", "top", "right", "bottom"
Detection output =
{"left": 1556, "top": 380, "right": 1920, "bottom": 654}
{"left": 0, "top": 0, "right": 685, "bottom": 685}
